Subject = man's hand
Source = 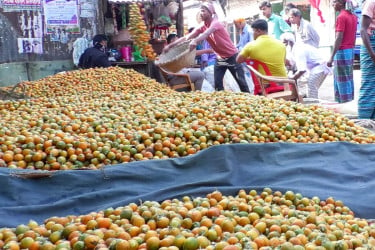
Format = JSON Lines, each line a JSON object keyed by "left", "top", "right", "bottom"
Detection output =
{"left": 189, "top": 39, "right": 197, "bottom": 51}
{"left": 285, "top": 59, "right": 291, "bottom": 67}
{"left": 327, "top": 59, "right": 333, "bottom": 67}
{"left": 162, "top": 45, "right": 170, "bottom": 54}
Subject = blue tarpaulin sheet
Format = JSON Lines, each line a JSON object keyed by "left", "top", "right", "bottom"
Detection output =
{"left": 0, "top": 142, "right": 374, "bottom": 228}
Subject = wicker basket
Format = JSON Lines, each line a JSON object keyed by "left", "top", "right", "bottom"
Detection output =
{"left": 155, "top": 41, "right": 196, "bottom": 72}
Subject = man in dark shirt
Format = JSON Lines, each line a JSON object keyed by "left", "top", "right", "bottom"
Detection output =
{"left": 78, "top": 34, "right": 111, "bottom": 69}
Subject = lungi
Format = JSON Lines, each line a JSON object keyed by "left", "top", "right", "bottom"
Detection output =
{"left": 333, "top": 48, "right": 355, "bottom": 103}
{"left": 358, "top": 34, "right": 375, "bottom": 119}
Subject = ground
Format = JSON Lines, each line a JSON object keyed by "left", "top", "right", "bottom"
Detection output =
{"left": 309, "top": 69, "right": 375, "bottom": 132}
{"left": 298, "top": 68, "right": 361, "bottom": 118}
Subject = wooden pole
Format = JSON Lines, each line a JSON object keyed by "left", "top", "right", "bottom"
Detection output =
{"left": 112, "top": 4, "right": 119, "bottom": 35}
{"left": 176, "top": 0, "right": 184, "bottom": 37}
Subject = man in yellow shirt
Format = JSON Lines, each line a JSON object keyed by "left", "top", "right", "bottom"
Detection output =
{"left": 236, "top": 19, "right": 287, "bottom": 77}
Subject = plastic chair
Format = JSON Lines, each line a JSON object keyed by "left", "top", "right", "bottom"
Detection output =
{"left": 159, "top": 66, "right": 195, "bottom": 91}
{"left": 246, "top": 63, "right": 302, "bottom": 103}
{"left": 246, "top": 59, "right": 285, "bottom": 95}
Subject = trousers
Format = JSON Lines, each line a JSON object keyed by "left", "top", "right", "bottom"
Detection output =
{"left": 214, "top": 53, "right": 250, "bottom": 93}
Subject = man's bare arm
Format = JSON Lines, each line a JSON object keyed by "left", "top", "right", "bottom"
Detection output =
{"left": 236, "top": 53, "right": 247, "bottom": 64}
{"left": 189, "top": 27, "right": 216, "bottom": 50}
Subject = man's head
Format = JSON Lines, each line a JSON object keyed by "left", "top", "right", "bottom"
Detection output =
{"left": 166, "top": 33, "right": 178, "bottom": 44}
{"left": 259, "top": 1, "right": 272, "bottom": 18}
{"left": 332, "top": 0, "right": 346, "bottom": 11}
{"left": 93, "top": 34, "right": 108, "bottom": 48}
{"left": 234, "top": 18, "right": 246, "bottom": 30}
{"left": 288, "top": 8, "right": 302, "bottom": 25}
{"left": 200, "top": 2, "right": 215, "bottom": 22}
{"left": 284, "top": 3, "right": 297, "bottom": 15}
{"left": 251, "top": 19, "right": 268, "bottom": 40}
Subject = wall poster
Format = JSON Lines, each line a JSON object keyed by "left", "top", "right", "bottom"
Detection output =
{"left": 16, "top": 10, "right": 44, "bottom": 54}
{"left": 44, "top": 0, "right": 80, "bottom": 39}
{"left": 17, "top": 37, "right": 43, "bottom": 53}
{"left": 1, "top": 0, "right": 42, "bottom": 12}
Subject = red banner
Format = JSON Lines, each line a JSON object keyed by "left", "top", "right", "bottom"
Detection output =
{"left": 309, "top": 0, "right": 325, "bottom": 23}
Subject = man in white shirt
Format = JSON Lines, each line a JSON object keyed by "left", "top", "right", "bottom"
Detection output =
{"left": 281, "top": 33, "right": 331, "bottom": 99}
{"left": 289, "top": 8, "right": 320, "bottom": 48}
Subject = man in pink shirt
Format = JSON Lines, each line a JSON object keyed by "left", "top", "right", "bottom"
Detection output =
{"left": 163, "top": 2, "right": 250, "bottom": 93}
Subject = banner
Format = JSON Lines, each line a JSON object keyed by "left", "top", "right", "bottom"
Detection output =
{"left": 44, "top": 0, "right": 80, "bottom": 35}
{"left": 1, "top": 0, "right": 42, "bottom": 12}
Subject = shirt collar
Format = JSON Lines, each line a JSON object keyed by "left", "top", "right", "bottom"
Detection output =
{"left": 268, "top": 13, "right": 276, "bottom": 21}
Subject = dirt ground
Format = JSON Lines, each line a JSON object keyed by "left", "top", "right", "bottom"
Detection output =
{"left": 318, "top": 69, "right": 361, "bottom": 103}
{"left": 298, "top": 69, "right": 361, "bottom": 118}
{"left": 305, "top": 69, "right": 375, "bottom": 132}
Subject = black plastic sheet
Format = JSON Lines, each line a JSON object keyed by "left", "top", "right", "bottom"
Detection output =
{"left": 0, "top": 142, "right": 374, "bottom": 228}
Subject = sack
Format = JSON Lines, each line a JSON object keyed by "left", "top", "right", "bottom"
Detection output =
{"left": 244, "top": 65, "right": 254, "bottom": 94}
{"left": 201, "top": 79, "right": 214, "bottom": 92}
{"left": 223, "top": 71, "right": 240, "bottom": 92}
{"left": 152, "top": 4, "right": 172, "bottom": 26}
{"left": 201, "top": 65, "right": 240, "bottom": 92}
{"left": 167, "top": 1, "right": 179, "bottom": 19}
{"left": 203, "top": 65, "right": 215, "bottom": 88}
{"left": 203, "top": 64, "right": 254, "bottom": 93}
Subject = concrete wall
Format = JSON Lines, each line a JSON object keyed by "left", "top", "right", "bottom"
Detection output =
{"left": 0, "top": 60, "right": 75, "bottom": 87}
{"left": 0, "top": 0, "right": 103, "bottom": 86}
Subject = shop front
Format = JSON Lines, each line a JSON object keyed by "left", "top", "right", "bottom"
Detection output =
{"left": 0, "top": 0, "right": 104, "bottom": 85}
{"left": 104, "top": 0, "right": 184, "bottom": 78}
{"left": 0, "top": 0, "right": 184, "bottom": 85}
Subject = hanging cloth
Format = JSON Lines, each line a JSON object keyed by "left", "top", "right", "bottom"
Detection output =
{"left": 309, "top": 0, "right": 325, "bottom": 23}
{"left": 152, "top": 2, "right": 172, "bottom": 27}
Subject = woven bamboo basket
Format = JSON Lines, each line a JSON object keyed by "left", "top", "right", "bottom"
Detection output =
{"left": 155, "top": 41, "right": 196, "bottom": 73}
